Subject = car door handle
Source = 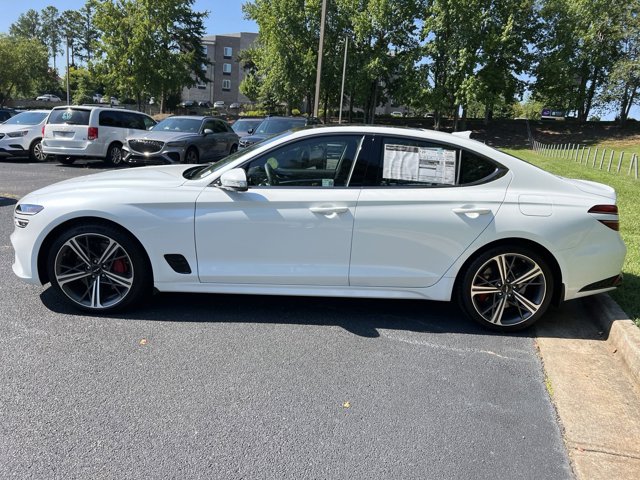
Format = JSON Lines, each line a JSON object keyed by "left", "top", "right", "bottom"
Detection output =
{"left": 452, "top": 207, "right": 492, "bottom": 215}
{"left": 309, "top": 206, "right": 349, "bottom": 215}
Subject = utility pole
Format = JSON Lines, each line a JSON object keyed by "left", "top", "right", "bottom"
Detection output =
{"left": 338, "top": 36, "right": 348, "bottom": 124}
{"left": 313, "top": 0, "right": 328, "bottom": 119}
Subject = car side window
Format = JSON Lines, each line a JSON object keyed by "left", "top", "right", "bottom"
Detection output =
{"left": 143, "top": 116, "right": 156, "bottom": 130}
{"left": 99, "top": 110, "right": 117, "bottom": 127}
{"left": 126, "top": 113, "right": 146, "bottom": 130}
{"left": 212, "top": 120, "right": 227, "bottom": 133}
{"left": 371, "top": 136, "right": 505, "bottom": 187}
{"left": 202, "top": 120, "right": 216, "bottom": 133}
{"left": 242, "top": 135, "right": 364, "bottom": 187}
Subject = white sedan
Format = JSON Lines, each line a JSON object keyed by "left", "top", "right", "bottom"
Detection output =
{"left": 11, "top": 126, "right": 626, "bottom": 331}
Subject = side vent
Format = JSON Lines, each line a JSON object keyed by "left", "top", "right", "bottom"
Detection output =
{"left": 164, "top": 254, "right": 192, "bottom": 274}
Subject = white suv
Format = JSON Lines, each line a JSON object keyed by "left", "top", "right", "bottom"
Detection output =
{"left": 42, "top": 106, "right": 156, "bottom": 166}
{"left": 0, "top": 110, "right": 50, "bottom": 161}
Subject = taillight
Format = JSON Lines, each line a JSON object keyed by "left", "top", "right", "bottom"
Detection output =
{"left": 88, "top": 127, "right": 98, "bottom": 140}
{"left": 588, "top": 204, "right": 619, "bottom": 231}
{"left": 42, "top": 125, "right": 45, "bottom": 136}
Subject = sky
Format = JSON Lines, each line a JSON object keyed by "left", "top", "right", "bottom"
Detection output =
{"left": 0, "top": 0, "right": 258, "bottom": 37}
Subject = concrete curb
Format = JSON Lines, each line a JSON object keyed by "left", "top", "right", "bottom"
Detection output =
{"left": 584, "top": 294, "right": 640, "bottom": 386}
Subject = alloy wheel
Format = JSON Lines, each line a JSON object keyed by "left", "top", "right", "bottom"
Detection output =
{"left": 470, "top": 253, "right": 547, "bottom": 327}
{"left": 53, "top": 233, "right": 134, "bottom": 309}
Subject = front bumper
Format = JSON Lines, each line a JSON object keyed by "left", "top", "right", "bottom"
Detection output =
{"left": 123, "top": 145, "right": 184, "bottom": 165}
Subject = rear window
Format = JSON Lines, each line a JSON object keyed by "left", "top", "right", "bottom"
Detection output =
{"left": 48, "top": 108, "right": 90, "bottom": 126}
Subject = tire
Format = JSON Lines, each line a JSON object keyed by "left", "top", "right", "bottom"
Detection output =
{"left": 105, "top": 143, "right": 123, "bottom": 166}
{"left": 47, "top": 224, "right": 151, "bottom": 313}
{"left": 457, "top": 245, "right": 554, "bottom": 332}
{"left": 184, "top": 147, "right": 199, "bottom": 164}
{"left": 58, "top": 156, "right": 75, "bottom": 165}
{"left": 29, "top": 139, "right": 48, "bottom": 162}
{"left": 229, "top": 144, "right": 238, "bottom": 154}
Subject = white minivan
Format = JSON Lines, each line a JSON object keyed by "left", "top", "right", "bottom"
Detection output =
{"left": 42, "top": 106, "right": 156, "bottom": 166}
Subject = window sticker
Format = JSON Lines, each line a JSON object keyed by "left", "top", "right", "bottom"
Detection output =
{"left": 383, "top": 144, "right": 457, "bottom": 185}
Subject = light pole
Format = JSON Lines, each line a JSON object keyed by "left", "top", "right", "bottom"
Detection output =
{"left": 313, "top": 0, "right": 328, "bottom": 118}
{"left": 338, "top": 36, "right": 348, "bottom": 124}
{"left": 66, "top": 37, "right": 70, "bottom": 105}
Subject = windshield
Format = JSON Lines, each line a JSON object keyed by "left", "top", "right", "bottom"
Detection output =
{"left": 231, "top": 119, "right": 263, "bottom": 133}
{"left": 255, "top": 118, "right": 305, "bottom": 135}
{"left": 184, "top": 131, "right": 292, "bottom": 180}
{"left": 3, "top": 111, "right": 48, "bottom": 125}
{"left": 154, "top": 117, "right": 202, "bottom": 133}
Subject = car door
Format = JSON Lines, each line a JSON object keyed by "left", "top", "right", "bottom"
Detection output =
{"left": 199, "top": 119, "right": 219, "bottom": 161}
{"left": 349, "top": 135, "right": 512, "bottom": 288}
{"left": 194, "top": 134, "right": 365, "bottom": 285}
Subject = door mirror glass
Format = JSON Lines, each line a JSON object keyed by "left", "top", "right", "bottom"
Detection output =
{"left": 219, "top": 168, "right": 248, "bottom": 192}
{"left": 247, "top": 128, "right": 254, "bottom": 135}
{"left": 203, "top": 128, "right": 214, "bottom": 135}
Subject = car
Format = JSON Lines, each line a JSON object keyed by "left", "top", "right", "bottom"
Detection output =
{"left": 36, "top": 94, "right": 62, "bottom": 102}
{"left": 99, "top": 96, "right": 120, "bottom": 106}
{"left": 92, "top": 93, "right": 103, "bottom": 103}
{"left": 231, "top": 117, "right": 265, "bottom": 138}
{"left": 0, "top": 108, "right": 17, "bottom": 123}
{"left": 239, "top": 116, "right": 320, "bottom": 148}
{"left": 0, "top": 110, "right": 50, "bottom": 161}
{"left": 213, "top": 101, "right": 225, "bottom": 109}
{"left": 41, "top": 106, "right": 156, "bottom": 166}
{"left": 229, "top": 102, "right": 241, "bottom": 110}
{"left": 198, "top": 101, "right": 213, "bottom": 108}
{"left": 11, "top": 126, "right": 626, "bottom": 331}
{"left": 122, "top": 115, "right": 239, "bottom": 165}
{"left": 178, "top": 100, "right": 196, "bottom": 108}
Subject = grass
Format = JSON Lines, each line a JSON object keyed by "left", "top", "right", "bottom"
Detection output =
{"left": 504, "top": 147, "right": 640, "bottom": 327}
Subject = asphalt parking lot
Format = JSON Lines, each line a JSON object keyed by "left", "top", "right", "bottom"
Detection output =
{"left": 0, "top": 158, "right": 573, "bottom": 479}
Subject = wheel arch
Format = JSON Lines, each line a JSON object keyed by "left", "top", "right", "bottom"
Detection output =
{"left": 453, "top": 237, "right": 564, "bottom": 306}
{"left": 37, "top": 216, "right": 153, "bottom": 285}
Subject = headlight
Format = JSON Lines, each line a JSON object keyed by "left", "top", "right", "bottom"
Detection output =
{"left": 167, "top": 140, "right": 186, "bottom": 147}
{"left": 7, "top": 130, "right": 28, "bottom": 137}
{"left": 15, "top": 204, "right": 44, "bottom": 215}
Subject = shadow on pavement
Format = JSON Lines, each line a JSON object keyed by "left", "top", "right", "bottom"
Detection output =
{"left": 39, "top": 286, "right": 606, "bottom": 340}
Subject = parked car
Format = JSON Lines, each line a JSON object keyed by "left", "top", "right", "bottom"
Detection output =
{"left": 0, "top": 110, "right": 50, "bottom": 161}
{"left": 239, "top": 116, "right": 320, "bottom": 148}
{"left": 122, "top": 115, "right": 239, "bottom": 165}
{"left": 231, "top": 117, "right": 264, "bottom": 138}
{"left": 178, "top": 100, "right": 196, "bottom": 108}
{"left": 11, "top": 126, "right": 626, "bottom": 331}
{"left": 99, "top": 96, "right": 120, "bottom": 106}
{"left": 229, "top": 102, "right": 241, "bottom": 110}
{"left": 213, "top": 101, "right": 225, "bottom": 109}
{"left": 198, "top": 101, "right": 213, "bottom": 108}
{"left": 92, "top": 93, "right": 103, "bottom": 103}
{"left": 36, "top": 94, "right": 62, "bottom": 102}
{"left": 0, "top": 109, "right": 17, "bottom": 123}
{"left": 41, "top": 106, "right": 156, "bottom": 166}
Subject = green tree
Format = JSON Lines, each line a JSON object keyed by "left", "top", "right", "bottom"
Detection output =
{"left": 92, "top": 0, "right": 209, "bottom": 112}
{"left": 533, "top": 0, "right": 625, "bottom": 122}
{"left": 77, "top": 2, "right": 99, "bottom": 64}
{"left": 9, "top": 9, "right": 42, "bottom": 40}
{"left": 60, "top": 9, "right": 84, "bottom": 66}
{"left": 0, "top": 35, "right": 49, "bottom": 106}
{"left": 41, "top": 5, "right": 62, "bottom": 71}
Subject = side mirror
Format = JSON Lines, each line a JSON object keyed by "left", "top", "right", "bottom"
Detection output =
{"left": 219, "top": 168, "right": 248, "bottom": 192}
{"left": 203, "top": 128, "right": 214, "bottom": 135}
{"left": 247, "top": 128, "right": 254, "bottom": 135}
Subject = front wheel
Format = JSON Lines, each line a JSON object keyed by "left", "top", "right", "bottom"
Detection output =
{"left": 457, "top": 246, "right": 554, "bottom": 331}
{"left": 184, "top": 147, "right": 199, "bottom": 164}
{"left": 29, "top": 139, "right": 48, "bottom": 162}
{"left": 47, "top": 224, "right": 151, "bottom": 312}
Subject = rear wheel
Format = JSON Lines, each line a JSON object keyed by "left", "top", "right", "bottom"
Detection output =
{"left": 105, "top": 143, "right": 123, "bottom": 166}
{"left": 229, "top": 144, "right": 238, "bottom": 154}
{"left": 457, "top": 246, "right": 554, "bottom": 331}
{"left": 29, "top": 139, "right": 48, "bottom": 162}
{"left": 47, "top": 224, "right": 151, "bottom": 312}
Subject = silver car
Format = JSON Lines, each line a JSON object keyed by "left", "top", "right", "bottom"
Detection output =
{"left": 123, "top": 116, "right": 239, "bottom": 165}
{"left": 0, "top": 110, "right": 50, "bottom": 161}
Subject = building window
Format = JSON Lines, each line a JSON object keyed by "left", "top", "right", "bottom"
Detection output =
{"left": 223, "top": 63, "right": 232, "bottom": 74}
{"left": 224, "top": 47, "right": 233, "bottom": 58}
{"left": 222, "top": 79, "right": 231, "bottom": 91}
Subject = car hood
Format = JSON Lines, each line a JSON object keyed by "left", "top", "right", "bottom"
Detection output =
{"left": 242, "top": 134, "right": 268, "bottom": 144}
{"left": 127, "top": 130, "right": 197, "bottom": 143}
{"left": 560, "top": 177, "right": 617, "bottom": 201}
{"left": 23, "top": 165, "right": 193, "bottom": 201}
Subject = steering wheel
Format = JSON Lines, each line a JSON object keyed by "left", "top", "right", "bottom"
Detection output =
{"left": 264, "top": 162, "right": 277, "bottom": 186}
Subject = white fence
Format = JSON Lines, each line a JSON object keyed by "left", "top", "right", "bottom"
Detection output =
{"left": 531, "top": 141, "right": 639, "bottom": 180}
